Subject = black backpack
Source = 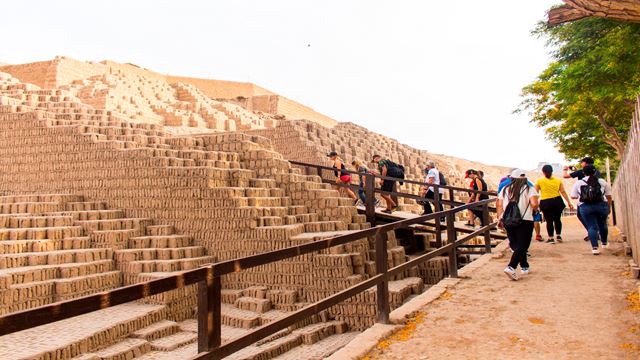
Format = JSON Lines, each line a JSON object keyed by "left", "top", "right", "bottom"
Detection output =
{"left": 384, "top": 160, "right": 405, "bottom": 184}
{"left": 579, "top": 176, "right": 603, "bottom": 204}
{"left": 501, "top": 187, "right": 529, "bottom": 228}
{"left": 438, "top": 172, "right": 447, "bottom": 186}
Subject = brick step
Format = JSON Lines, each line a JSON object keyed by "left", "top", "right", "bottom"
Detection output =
{"left": 53, "top": 271, "right": 122, "bottom": 301}
{"left": 75, "top": 218, "right": 153, "bottom": 232}
{"left": 0, "top": 201, "right": 63, "bottom": 214}
{"left": 129, "top": 235, "right": 194, "bottom": 249}
{"left": 45, "top": 209, "right": 127, "bottom": 221}
{"left": 3, "top": 214, "right": 75, "bottom": 228}
{"left": 0, "top": 236, "right": 90, "bottom": 254}
{"left": 249, "top": 178, "right": 277, "bottom": 188}
{"left": 194, "top": 159, "right": 241, "bottom": 169}
{"left": 0, "top": 194, "right": 84, "bottom": 204}
{"left": 303, "top": 221, "right": 348, "bottom": 233}
{"left": 145, "top": 225, "right": 175, "bottom": 236}
{"left": 257, "top": 216, "right": 283, "bottom": 227}
{"left": 0, "top": 259, "right": 114, "bottom": 285}
{"left": 0, "top": 247, "right": 113, "bottom": 268}
{"left": 287, "top": 205, "right": 310, "bottom": 216}
{"left": 74, "top": 337, "right": 151, "bottom": 360}
{"left": 131, "top": 320, "right": 181, "bottom": 341}
{"left": 22, "top": 301, "right": 171, "bottom": 360}
{"left": 64, "top": 201, "right": 108, "bottom": 211}
{"left": 0, "top": 225, "right": 84, "bottom": 240}
{"left": 221, "top": 303, "right": 261, "bottom": 329}
{"left": 91, "top": 229, "right": 142, "bottom": 249}
{"left": 114, "top": 246, "right": 207, "bottom": 263}
{"left": 149, "top": 331, "right": 197, "bottom": 351}
{"left": 294, "top": 213, "right": 320, "bottom": 223}
{"left": 121, "top": 256, "right": 215, "bottom": 274}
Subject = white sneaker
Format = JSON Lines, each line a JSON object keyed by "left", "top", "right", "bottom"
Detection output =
{"left": 592, "top": 247, "right": 600, "bottom": 255}
{"left": 503, "top": 266, "right": 518, "bottom": 281}
{"left": 601, "top": 243, "right": 609, "bottom": 249}
{"left": 521, "top": 267, "right": 530, "bottom": 275}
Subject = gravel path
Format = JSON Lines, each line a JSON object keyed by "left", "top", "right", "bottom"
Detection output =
{"left": 366, "top": 217, "right": 639, "bottom": 360}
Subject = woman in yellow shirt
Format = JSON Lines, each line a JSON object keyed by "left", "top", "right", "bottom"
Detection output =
{"left": 534, "top": 165, "right": 574, "bottom": 244}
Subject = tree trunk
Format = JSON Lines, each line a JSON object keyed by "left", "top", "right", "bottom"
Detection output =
{"left": 596, "top": 114, "right": 626, "bottom": 160}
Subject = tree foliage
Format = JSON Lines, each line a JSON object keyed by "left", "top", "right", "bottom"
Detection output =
{"left": 518, "top": 17, "right": 640, "bottom": 161}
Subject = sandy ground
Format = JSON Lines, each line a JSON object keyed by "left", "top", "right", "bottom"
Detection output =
{"left": 365, "top": 217, "right": 639, "bottom": 360}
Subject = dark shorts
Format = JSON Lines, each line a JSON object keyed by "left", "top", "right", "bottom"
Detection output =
{"left": 381, "top": 179, "right": 395, "bottom": 192}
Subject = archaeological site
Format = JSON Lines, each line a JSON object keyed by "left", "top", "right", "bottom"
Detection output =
{"left": 0, "top": 56, "right": 515, "bottom": 359}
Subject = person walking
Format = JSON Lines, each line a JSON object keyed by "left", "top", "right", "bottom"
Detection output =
{"left": 351, "top": 160, "right": 380, "bottom": 207}
{"left": 563, "top": 156, "right": 601, "bottom": 242}
{"left": 327, "top": 151, "right": 358, "bottom": 204}
{"left": 420, "top": 160, "right": 444, "bottom": 216}
{"left": 570, "top": 165, "right": 613, "bottom": 255}
{"left": 499, "top": 171, "right": 543, "bottom": 242}
{"left": 372, "top": 154, "right": 403, "bottom": 213}
{"left": 535, "top": 164, "right": 574, "bottom": 244}
{"left": 497, "top": 169, "right": 540, "bottom": 280}
{"left": 465, "top": 169, "right": 489, "bottom": 226}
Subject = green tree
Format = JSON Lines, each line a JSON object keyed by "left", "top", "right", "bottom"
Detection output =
{"left": 518, "top": 17, "right": 640, "bottom": 161}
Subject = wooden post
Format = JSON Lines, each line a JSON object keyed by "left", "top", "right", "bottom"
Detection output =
{"left": 448, "top": 188, "right": 455, "bottom": 209}
{"left": 375, "top": 231, "right": 390, "bottom": 324}
{"left": 446, "top": 212, "right": 458, "bottom": 278}
{"left": 198, "top": 269, "right": 221, "bottom": 353}
{"left": 482, "top": 202, "right": 491, "bottom": 254}
{"left": 365, "top": 172, "right": 376, "bottom": 226}
{"left": 434, "top": 186, "right": 442, "bottom": 248}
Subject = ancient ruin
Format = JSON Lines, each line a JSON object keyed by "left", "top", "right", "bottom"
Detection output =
{"left": 0, "top": 57, "right": 509, "bottom": 359}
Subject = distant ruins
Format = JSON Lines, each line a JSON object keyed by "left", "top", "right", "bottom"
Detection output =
{"left": 0, "top": 57, "right": 508, "bottom": 359}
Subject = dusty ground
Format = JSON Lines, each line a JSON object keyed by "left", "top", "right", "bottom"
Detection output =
{"left": 365, "top": 217, "right": 640, "bottom": 360}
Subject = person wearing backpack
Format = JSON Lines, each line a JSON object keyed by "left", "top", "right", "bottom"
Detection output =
{"left": 496, "top": 169, "right": 540, "bottom": 280}
{"left": 570, "top": 165, "right": 612, "bottom": 255}
{"left": 420, "top": 160, "right": 445, "bottom": 217}
{"left": 372, "top": 154, "right": 403, "bottom": 213}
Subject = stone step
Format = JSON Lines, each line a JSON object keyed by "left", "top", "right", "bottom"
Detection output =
{"left": 0, "top": 259, "right": 114, "bottom": 285}
{"left": 129, "top": 235, "right": 194, "bottom": 249}
{"left": 303, "top": 221, "right": 347, "bottom": 233}
{"left": 0, "top": 236, "right": 90, "bottom": 254}
{"left": 75, "top": 218, "right": 152, "bottom": 232}
{"left": 121, "top": 256, "right": 215, "bottom": 273}
{"left": 0, "top": 303, "right": 166, "bottom": 359}
{"left": 0, "top": 194, "right": 84, "bottom": 204}
{"left": 0, "top": 225, "right": 83, "bottom": 241}
{"left": 114, "top": 246, "right": 206, "bottom": 263}
{"left": 145, "top": 225, "right": 174, "bottom": 236}
{"left": 45, "top": 209, "right": 127, "bottom": 221}
{"left": 53, "top": 270, "right": 122, "bottom": 301}
{"left": 149, "top": 331, "right": 197, "bottom": 351}
{"left": 64, "top": 201, "right": 108, "bottom": 211}
{"left": 2, "top": 214, "right": 75, "bottom": 228}
{"left": 0, "top": 247, "right": 113, "bottom": 268}
{"left": 131, "top": 320, "right": 180, "bottom": 341}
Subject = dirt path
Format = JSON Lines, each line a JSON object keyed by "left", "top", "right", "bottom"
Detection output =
{"left": 366, "top": 217, "right": 639, "bottom": 360}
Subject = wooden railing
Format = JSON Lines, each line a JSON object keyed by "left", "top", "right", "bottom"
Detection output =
{"left": 0, "top": 200, "right": 497, "bottom": 359}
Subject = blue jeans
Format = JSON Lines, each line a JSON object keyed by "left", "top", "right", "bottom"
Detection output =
{"left": 579, "top": 202, "right": 609, "bottom": 248}
{"left": 357, "top": 188, "right": 366, "bottom": 203}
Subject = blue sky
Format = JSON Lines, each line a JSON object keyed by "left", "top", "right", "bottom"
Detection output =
{"left": 0, "top": 0, "right": 564, "bottom": 169}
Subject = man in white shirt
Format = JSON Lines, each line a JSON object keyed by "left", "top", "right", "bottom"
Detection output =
{"left": 421, "top": 160, "right": 444, "bottom": 216}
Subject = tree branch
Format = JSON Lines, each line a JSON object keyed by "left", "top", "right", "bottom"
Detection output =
{"left": 595, "top": 113, "right": 625, "bottom": 159}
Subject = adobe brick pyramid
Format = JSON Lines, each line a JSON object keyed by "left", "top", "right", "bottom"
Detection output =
{"left": 0, "top": 57, "right": 502, "bottom": 360}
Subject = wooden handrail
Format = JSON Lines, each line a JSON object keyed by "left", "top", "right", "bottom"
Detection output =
{"left": 288, "top": 160, "right": 498, "bottom": 196}
{"left": 0, "top": 195, "right": 498, "bottom": 360}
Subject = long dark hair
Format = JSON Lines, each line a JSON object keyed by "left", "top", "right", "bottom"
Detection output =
{"left": 583, "top": 165, "right": 599, "bottom": 185}
{"left": 542, "top": 164, "right": 553, "bottom": 179}
{"left": 505, "top": 177, "right": 528, "bottom": 202}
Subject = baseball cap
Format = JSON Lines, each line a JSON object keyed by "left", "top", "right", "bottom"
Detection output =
{"left": 510, "top": 168, "right": 527, "bottom": 178}
{"left": 464, "top": 169, "right": 477, "bottom": 178}
{"left": 581, "top": 156, "right": 595, "bottom": 165}
{"left": 326, "top": 151, "right": 338, "bottom": 157}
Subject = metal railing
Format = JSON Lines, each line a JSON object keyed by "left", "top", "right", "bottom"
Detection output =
{"left": 0, "top": 165, "right": 499, "bottom": 360}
